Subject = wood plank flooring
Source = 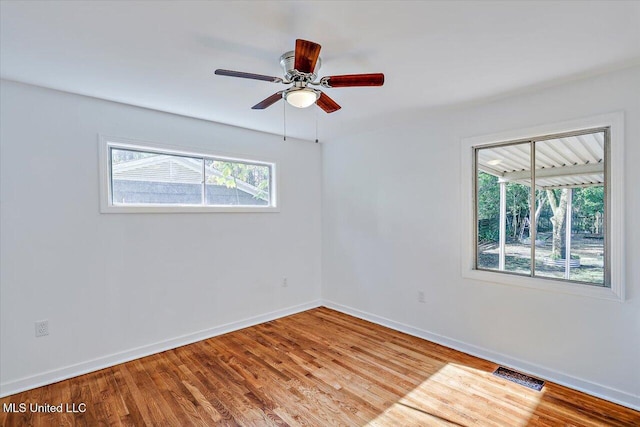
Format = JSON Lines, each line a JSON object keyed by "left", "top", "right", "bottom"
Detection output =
{"left": 1, "top": 307, "right": 639, "bottom": 426}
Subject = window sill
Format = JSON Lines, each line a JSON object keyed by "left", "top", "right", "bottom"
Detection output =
{"left": 100, "top": 204, "right": 280, "bottom": 214}
{"left": 462, "top": 268, "right": 624, "bottom": 301}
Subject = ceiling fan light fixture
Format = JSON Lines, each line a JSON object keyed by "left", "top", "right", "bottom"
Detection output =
{"left": 285, "top": 88, "right": 319, "bottom": 108}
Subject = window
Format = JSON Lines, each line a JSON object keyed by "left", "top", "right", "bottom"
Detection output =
{"left": 461, "top": 113, "right": 624, "bottom": 300}
{"left": 99, "top": 137, "right": 277, "bottom": 213}
{"left": 475, "top": 129, "right": 607, "bottom": 285}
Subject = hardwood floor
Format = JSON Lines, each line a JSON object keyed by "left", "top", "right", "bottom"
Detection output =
{"left": 1, "top": 307, "right": 638, "bottom": 426}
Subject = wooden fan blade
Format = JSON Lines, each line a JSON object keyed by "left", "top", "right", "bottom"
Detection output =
{"left": 251, "top": 92, "right": 284, "bottom": 110}
{"left": 323, "top": 73, "right": 384, "bottom": 88}
{"left": 294, "top": 39, "right": 321, "bottom": 73}
{"left": 316, "top": 92, "right": 341, "bottom": 113}
{"left": 215, "top": 69, "right": 283, "bottom": 83}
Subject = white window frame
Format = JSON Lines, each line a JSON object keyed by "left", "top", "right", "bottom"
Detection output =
{"left": 461, "top": 113, "right": 625, "bottom": 301}
{"left": 99, "top": 135, "right": 279, "bottom": 213}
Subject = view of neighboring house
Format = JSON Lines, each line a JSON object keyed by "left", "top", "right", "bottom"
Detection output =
{"left": 111, "top": 153, "right": 269, "bottom": 206}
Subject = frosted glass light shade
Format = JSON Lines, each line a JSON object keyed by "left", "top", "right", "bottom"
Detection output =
{"left": 285, "top": 89, "right": 318, "bottom": 108}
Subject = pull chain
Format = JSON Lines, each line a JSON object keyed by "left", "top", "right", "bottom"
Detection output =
{"left": 315, "top": 105, "right": 319, "bottom": 143}
{"left": 283, "top": 99, "right": 287, "bottom": 141}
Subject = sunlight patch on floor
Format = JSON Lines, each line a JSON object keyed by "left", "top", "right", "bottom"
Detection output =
{"left": 367, "top": 363, "right": 543, "bottom": 426}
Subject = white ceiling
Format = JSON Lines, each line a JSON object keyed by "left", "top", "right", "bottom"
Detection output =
{"left": 2, "top": 1, "right": 639, "bottom": 142}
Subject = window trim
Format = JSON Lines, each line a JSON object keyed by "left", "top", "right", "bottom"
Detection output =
{"left": 98, "top": 135, "right": 279, "bottom": 213}
{"left": 460, "top": 113, "right": 625, "bottom": 301}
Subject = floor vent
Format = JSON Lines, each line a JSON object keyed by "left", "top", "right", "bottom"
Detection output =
{"left": 493, "top": 366, "right": 545, "bottom": 391}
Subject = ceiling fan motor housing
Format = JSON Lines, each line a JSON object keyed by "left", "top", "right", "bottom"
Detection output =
{"left": 280, "top": 50, "right": 321, "bottom": 83}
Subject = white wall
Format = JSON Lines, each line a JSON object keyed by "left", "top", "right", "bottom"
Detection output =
{"left": 0, "top": 80, "right": 322, "bottom": 395}
{"left": 322, "top": 65, "right": 640, "bottom": 409}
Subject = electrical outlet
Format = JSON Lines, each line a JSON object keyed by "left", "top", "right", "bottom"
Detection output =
{"left": 282, "top": 277, "right": 288, "bottom": 288}
{"left": 418, "top": 291, "right": 425, "bottom": 303}
{"left": 35, "top": 320, "right": 49, "bottom": 337}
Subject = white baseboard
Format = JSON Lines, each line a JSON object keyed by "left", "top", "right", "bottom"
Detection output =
{"left": 0, "top": 300, "right": 322, "bottom": 398}
{"left": 322, "top": 299, "right": 640, "bottom": 411}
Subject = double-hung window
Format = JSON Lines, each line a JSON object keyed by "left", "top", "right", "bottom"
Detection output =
{"left": 99, "top": 136, "right": 278, "bottom": 213}
{"left": 461, "top": 114, "right": 624, "bottom": 300}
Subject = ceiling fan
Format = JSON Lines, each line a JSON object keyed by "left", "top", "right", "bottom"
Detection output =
{"left": 215, "top": 39, "right": 384, "bottom": 113}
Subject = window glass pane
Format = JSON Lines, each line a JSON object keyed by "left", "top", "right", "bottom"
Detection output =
{"left": 476, "top": 143, "right": 531, "bottom": 274}
{"left": 111, "top": 148, "right": 203, "bottom": 205}
{"left": 534, "top": 188, "right": 568, "bottom": 280}
{"left": 533, "top": 132, "right": 606, "bottom": 286}
{"left": 204, "top": 160, "right": 270, "bottom": 206}
{"left": 504, "top": 180, "right": 531, "bottom": 275}
{"left": 477, "top": 171, "right": 500, "bottom": 269}
{"left": 570, "top": 186, "right": 605, "bottom": 284}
